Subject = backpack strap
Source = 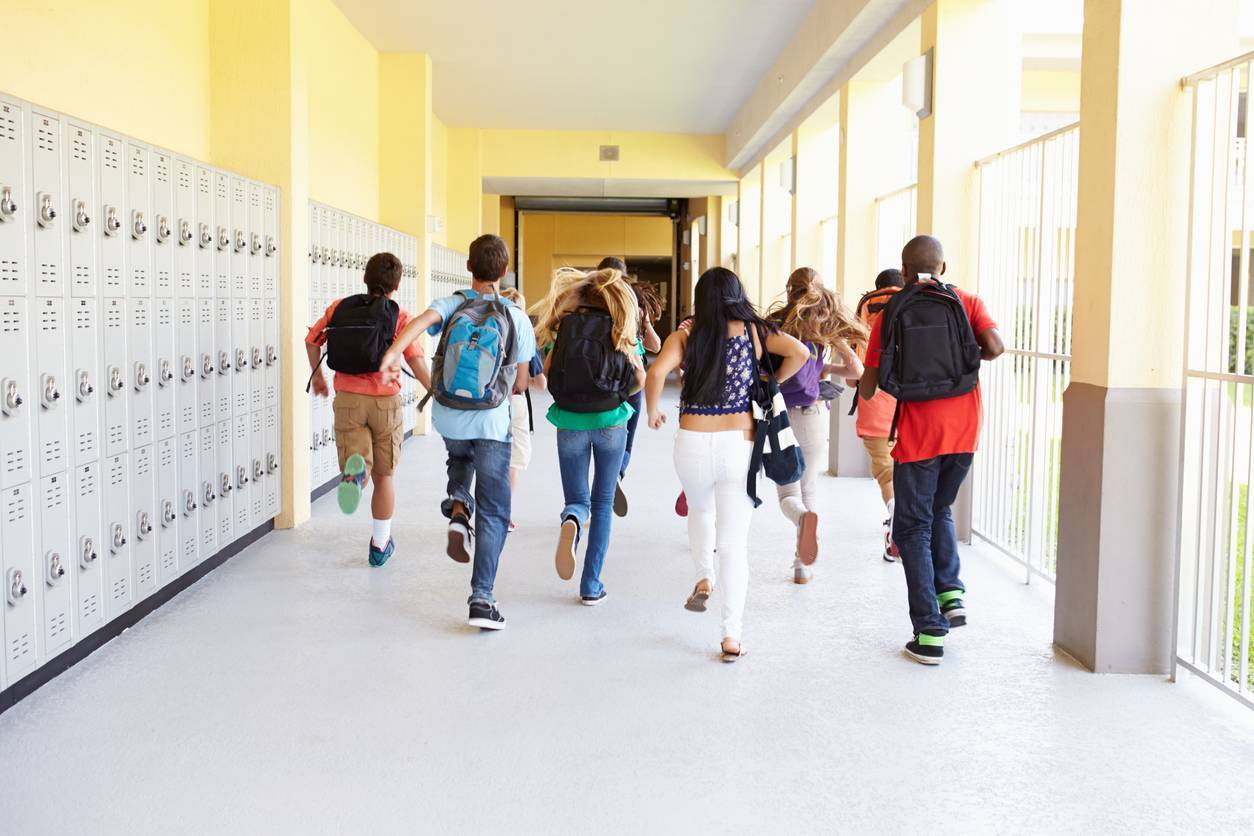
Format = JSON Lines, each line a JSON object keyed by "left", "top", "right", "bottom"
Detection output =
{"left": 525, "top": 388, "right": 534, "bottom": 432}
{"left": 304, "top": 353, "right": 327, "bottom": 393}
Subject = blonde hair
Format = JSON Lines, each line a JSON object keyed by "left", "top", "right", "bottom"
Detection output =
{"left": 530, "top": 267, "right": 639, "bottom": 353}
{"left": 499, "top": 286, "right": 526, "bottom": 308}
{"left": 767, "top": 267, "right": 869, "bottom": 349}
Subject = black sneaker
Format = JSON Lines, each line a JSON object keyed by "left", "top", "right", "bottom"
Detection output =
{"left": 447, "top": 513, "right": 472, "bottom": 563}
{"left": 468, "top": 600, "right": 505, "bottom": 630}
{"left": 613, "top": 479, "right": 628, "bottom": 517}
{"left": 904, "top": 634, "right": 944, "bottom": 665}
{"left": 581, "top": 590, "right": 607, "bottom": 606}
{"left": 939, "top": 594, "right": 967, "bottom": 627}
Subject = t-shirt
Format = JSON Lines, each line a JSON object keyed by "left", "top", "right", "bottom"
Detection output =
{"left": 855, "top": 389, "right": 897, "bottom": 439}
{"left": 864, "top": 286, "right": 997, "bottom": 464}
{"left": 305, "top": 297, "right": 422, "bottom": 397}
{"left": 426, "top": 290, "right": 537, "bottom": 442}
{"left": 547, "top": 401, "right": 634, "bottom": 431}
{"left": 780, "top": 342, "right": 824, "bottom": 409}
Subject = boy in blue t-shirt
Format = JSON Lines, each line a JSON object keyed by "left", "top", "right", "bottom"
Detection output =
{"left": 380, "top": 235, "right": 536, "bottom": 630}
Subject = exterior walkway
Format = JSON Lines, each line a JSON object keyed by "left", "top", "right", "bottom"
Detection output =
{"left": 1, "top": 391, "right": 1253, "bottom": 834}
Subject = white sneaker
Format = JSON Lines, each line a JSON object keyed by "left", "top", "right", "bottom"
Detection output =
{"left": 792, "top": 558, "right": 813, "bottom": 585}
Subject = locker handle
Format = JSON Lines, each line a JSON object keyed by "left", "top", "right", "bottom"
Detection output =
{"left": 133, "top": 362, "right": 150, "bottom": 390}
{"left": 252, "top": 460, "right": 264, "bottom": 481}
{"left": 6, "top": 568, "right": 27, "bottom": 606}
{"left": 265, "top": 345, "right": 277, "bottom": 367}
{"left": 203, "top": 483, "right": 216, "bottom": 505}
{"left": 107, "top": 366, "right": 124, "bottom": 395}
{"left": 40, "top": 374, "right": 60, "bottom": 409}
{"left": 234, "top": 229, "right": 247, "bottom": 253}
{"left": 45, "top": 552, "right": 66, "bottom": 586}
{"left": 73, "top": 199, "right": 91, "bottom": 232}
{"left": 161, "top": 500, "right": 176, "bottom": 527}
{"left": 103, "top": 205, "right": 122, "bottom": 237}
{"left": 0, "top": 185, "right": 15, "bottom": 220}
{"left": 251, "top": 347, "right": 263, "bottom": 369}
{"left": 158, "top": 359, "right": 174, "bottom": 387}
{"left": 220, "top": 474, "right": 232, "bottom": 495}
{"left": 199, "top": 223, "right": 213, "bottom": 249}
{"left": 182, "top": 356, "right": 196, "bottom": 381}
{"left": 217, "top": 226, "right": 229, "bottom": 251}
{"left": 266, "top": 453, "right": 278, "bottom": 474}
{"left": 1, "top": 378, "right": 22, "bottom": 415}
{"left": 183, "top": 490, "right": 198, "bottom": 516}
{"left": 179, "top": 219, "right": 193, "bottom": 246}
{"left": 235, "top": 349, "right": 247, "bottom": 372}
{"left": 250, "top": 232, "right": 262, "bottom": 255}
{"left": 77, "top": 370, "right": 95, "bottom": 401}
{"left": 265, "top": 235, "right": 277, "bottom": 257}
{"left": 236, "top": 465, "right": 249, "bottom": 487}
{"left": 136, "top": 511, "right": 153, "bottom": 539}
{"left": 37, "top": 192, "right": 56, "bottom": 228}
{"left": 131, "top": 210, "right": 148, "bottom": 240}
{"left": 80, "top": 537, "right": 98, "bottom": 568}
{"left": 155, "top": 215, "right": 172, "bottom": 244}
{"left": 217, "top": 351, "right": 230, "bottom": 376}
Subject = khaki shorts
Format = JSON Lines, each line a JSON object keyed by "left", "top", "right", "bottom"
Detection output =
{"left": 333, "top": 392, "right": 403, "bottom": 476}
{"left": 509, "top": 393, "right": 533, "bottom": 470}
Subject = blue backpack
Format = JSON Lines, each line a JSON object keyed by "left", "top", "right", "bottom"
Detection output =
{"left": 427, "top": 291, "right": 518, "bottom": 411}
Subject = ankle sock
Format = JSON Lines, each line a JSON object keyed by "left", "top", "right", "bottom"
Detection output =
{"left": 372, "top": 518, "right": 392, "bottom": 547}
{"left": 885, "top": 497, "right": 895, "bottom": 521}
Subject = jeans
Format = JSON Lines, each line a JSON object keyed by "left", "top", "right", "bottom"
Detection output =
{"left": 619, "top": 390, "right": 643, "bottom": 478}
{"left": 893, "top": 453, "right": 972, "bottom": 636}
{"left": 776, "top": 404, "right": 827, "bottom": 527}
{"left": 556, "top": 425, "right": 628, "bottom": 597}
{"left": 442, "top": 438, "right": 513, "bottom": 604}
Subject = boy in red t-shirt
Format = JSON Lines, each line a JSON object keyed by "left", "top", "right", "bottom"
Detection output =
{"left": 859, "top": 236, "right": 1004, "bottom": 665}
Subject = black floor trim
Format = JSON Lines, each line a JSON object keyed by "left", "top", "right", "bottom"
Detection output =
{"left": 310, "top": 429, "right": 416, "bottom": 503}
{"left": 0, "top": 518, "right": 274, "bottom": 718}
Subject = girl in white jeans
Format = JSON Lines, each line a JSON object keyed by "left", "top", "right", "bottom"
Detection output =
{"left": 646, "top": 267, "right": 808, "bottom": 662}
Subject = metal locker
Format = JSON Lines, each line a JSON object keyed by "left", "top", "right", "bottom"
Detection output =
{"left": 32, "top": 297, "right": 69, "bottom": 478}
{"left": 215, "top": 420, "right": 234, "bottom": 546}
{"left": 153, "top": 298, "right": 176, "bottom": 439}
{"left": 195, "top": 165, "right": 214, "bottom": 298}
{"left": 70, "top": 299, "right": 100, "bottom": 466}
{"left": 309, "top": 204, "right": 321, "bottom": 311}
{"left": 100, "top": 298, "right": 128, "bottom": 456}
{"left": 130, "top": 443, "right": 156, "bottom": 599}
{"left": 0, "top": 297, "right": 34, "bottom": 488}
{"left": 72, "top": 461, "right": 104, "bottom": 637}
{"left": 250, "top": 410, "right": 264, "bottom": 527}
{"left": 248, "top": 181, "right": 263, "bottom": 299}
{"left": 197, "top": 424, "right": 217, "bottom": 555}
{"left": 156, "top": 436, "right": 178, "bottom": 586}
{"left": 0, "top": 96, "right": 27, "bottom": 297}
{"left": 233, "top": 415, "right": 251, "bottom": 533}
{"left": 231, "top": 297, "right": 249, "bottom": 416}
{"left": 124, "top": 140, "right": 151, "bottom": 297}
{"left": 213, "top": 172, "right": 230, "bottom": 299}
{"left": 37, "top": 472, "right": 72, "bottom": 659}
{"left": 249, "top": 298, "right": 263, "bottom": 412}
{"left": 65, "top": 120, "right": 96, "bottom": 298}
{"left": 174, "top": 158, "right": 196, "bottom": 297}
{"left": 264, "top": 406, "right": 279, "bottom": 518}
{"left": 28, "top": 107, "right": 64, "bottom": 298}
{"left": 177, "top": 430, "right": 199, "bottom": 572}
{"left": 2, "top": 483, "right": 38, "bottom": 683}
{"left": 102, "top": 452, "right": 132, "bottom": 618}
{"left": 176, "top": 298, "right": 198, "bottom": 433}
{"left": 151, "top": 151, "right": 174, "bottom": 297}
{"left": 214, "top": 298, "right": 231, "bottom": 421}
{"left": 264, "top": 297, "right": 278, "bottom": 408}
{"left": 196, "top": 298, "right": 216, "bottom": 426}
{"left": 127, "top": 297, "right": 154, "bottom": 449}
{"left": 263, "top": 187, "right": 278, "bottom": 301}
{"left": 97, "top": 132, "right": 125, "bottom": 297}
{"left": 230, "top": 177, "right": 248, "bottom": 299}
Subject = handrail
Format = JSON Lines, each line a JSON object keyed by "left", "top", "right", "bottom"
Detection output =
{"left": 976, "top": 121, "right": 1080, "bottom": 167}
{"left": 1182, "top": 49, "right": 1254, "bottom": 86}
{"left": 873, "top": 182, "right": 917, "bottom": 204}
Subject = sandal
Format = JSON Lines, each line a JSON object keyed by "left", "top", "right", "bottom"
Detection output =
{"left": 720, "top": 639, "right": 746, "bottom": 663}
{"left": 684, "top": 582, "right": 712, "bottom": 613}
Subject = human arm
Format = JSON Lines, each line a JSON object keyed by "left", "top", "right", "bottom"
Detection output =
{"left": 305, "top": 342, "right": 328, "bottom": 397}
{"left": 824, "top": 339, "right": 864, "bottom": 381}
{"left": 978, "top": 327, "right": 1004, "bottom": 360}
{"left": 858, "top": 316, "right": 883, "bottom": 400}
{"left": 645, "top": 330, "right": 685, "bottom": 428}
{"left": 626, "top": 348, "right": 646, "bottom": 396}
{"left": 405, "top": 354, "right": 431, "bottom": 392}
{"left": 379, "top": 307, "right": 443, "bottom": 384}
{"left": 641, "top": 316, "right": 662, "bottom": 353}
{"left": 762, "top": 329, "right": 810, "bottom": 384}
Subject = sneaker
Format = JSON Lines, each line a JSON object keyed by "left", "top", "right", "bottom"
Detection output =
{"left": 939, "top": 593, "right": 967, "bottom": 627}
{"left": 904, "top": 633, "right": 944, "bottom": 665}
{"left": 675, "top": 491, "right": 688, "bottom": 517}
{"left": 447, "top": 513, "right": 472, "bottom": 563}
{"left": 581, "top": 590, "right": 608, "bottom": 606}
{"left": 337, "top": 454, "right": 367, "bottom": 515}
{"left": 883, "top": 519, "right": 900, "bottom": 562}
{"left": 797, "top": 511, "right": 819, "bottom": 566}
{"left": 792, "top": 558, "right": 813, "bottom": 585}
{"left": 468, "top": 600, "right": 505, "bottom": 630}
{"left": 368, "top": 537, "right": 394, "bottom": 567}
{"left": 508, "top": 519, "right": 517, "bottom": 532}
{"left": 556, "top": 516, "right": 580, "bottom": 581}
{"left": 613, "top": 479, "right": 629, "bottom": 517}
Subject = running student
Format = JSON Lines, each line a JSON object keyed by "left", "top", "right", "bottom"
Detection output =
{"left": 646, "top": 267, "right": 808, "bottom": 662}
{"left": 766, "top": 267, "right": 867, "bottom": 583}
{"left": 500, "top": 287, "right": 547, "bottom": 533}
{"left": 305, "top": 252, "right": 430, "bottom": 567}
{"left": 859, "top": 235, "right": 1003, "bottom": 665}
{"left": 379, "top": 234, "right": 536, "bottom": 631}
{"left": 532, "top": 267, "right": 645, "bottom": 605}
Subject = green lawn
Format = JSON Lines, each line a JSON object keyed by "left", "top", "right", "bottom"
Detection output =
{"left": 1228, "top": 486, "right": 1254, "bottom": 691}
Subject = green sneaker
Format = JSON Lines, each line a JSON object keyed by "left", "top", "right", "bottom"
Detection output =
{"left": 337, "top": 454, "right": 367, "bottom": 514}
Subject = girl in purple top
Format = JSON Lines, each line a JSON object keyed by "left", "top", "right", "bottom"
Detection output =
{"left": 766, "top": 268, "right": 868, "bottom": 583}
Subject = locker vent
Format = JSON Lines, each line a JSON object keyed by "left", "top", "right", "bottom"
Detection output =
{"left": 6, "top": 488, "right": 28, "bottom": 522}
{"left": 178, "top": 271, "right": 193, "bottom": 293}
{"left": 129, "top": 149, "right": 145, "bottom": 177}
{"left": 157, "top": 269, "right": 171, "bottom": 293}
{"left": 155, "top": 155, "right": 170, "bottom": 183}
{"left": 219, "top": 520, "right": 231, "bottom": 539}
{"left": 1, "top": 306, "right": 23, "bottom": 333}
{"left": 74, "top": 306, "right": 92, "bottom": 329}
{"left": 48, "top": 611, "right": 68, "bottom": 642}
{"left": 73, "top": 265, "right": 90, "bottom": 290}
{"left": 77, "top": 430, "right": 95, "bottom": 458}
{"left": 108, "top": 424, "right": 125, "bottom": 450}
{"left": 105, "top": 266, "right": 122, "bottom": 289}
{"left": 42, "top": 439, "right": 65, "bottom": 472}
{"left": 9, "top": 631, "right": 32, "bottom": 664}
{"left": 250, "top": 191, "right": 260, "bottom": 208}
{"left": 178, "top": 166, "right": 192, "bottom": 190}
{"left": 159, "top": 444, "right": 174, "bottom": 468}
{"left": 79, "top": 466, "right": 97, "bottom": 496}
{"left": 72, "top": 133, "right": 89, "bottom": 162}
{"left": 137, "top": 562, "right": 153, "bottom": 588}
{"left": 237, "top": 506, "right": 249, "bottom": 528}
{"left": 236, "top": 421, "right": 247, "bottom": 442}
{"left": 0, "top": 106, "right": 16, "bottom": 142}
{"left": 265, "top": 192, "right": 275, "bottom": 211}
{"left": 36, "top": 122, "right": 57, "bottom": 153}
{"left": 108, "top": 457, "right": 124, "bottom": 487}
{"left": 81, "top": 593, "right": 99, "bottom": 622}
{"left": 181, "top": 406, "right": 194, "bottom": 426}
{"left": 159, "top": 413, "right": 173, "bottom": 436}
{"left": 183, "top": 539, "right": 196, "bottom": 561}
{"left": 199, "top": 172, "right": 210, "bottom": 195}
{"left": 132, "top": 302, "right": 148, "bottom": 327}
{"left": 216, "top": 178, "right": 227, "bottom": 200}
{"left": 218, "top": 424, "right": 230, "bottom": 446}
{"left": 157, "top": 305, "right": 171, "bottom": 327}
{"left": 103, "top": 142, "right": 120, "bottom": 170}
{"left": 202, "top": 528, "right": 214, "bottom": 548}
{"left": 44, "top": 478, "right": 65, "bottom": 508}
{"left": 161, "top": 548, "right": 175, "bottom": 574}
{"left": 39, "top": 305, "right": 59, "bottom": 331}
{"left": 200, "top": 403, "right": 213, "bottom": 424}
{"left": 131, "top": 268, "right": 148, "bottom": 292}
{"left": 39, "top": 262, "right": 58, "bottom": 288}
{"left": 5, "top": 446, "right": 26, "bottom": 478}
{"left": 0, "top": 259, "right": 18, "bottom": 287}
{"left": 265, "top": 412, "right": 276, "bottom": 431}
{"left": 111, "top": 577, "right": 127, "bottom": 601}
{"left": 136, "top": 450, "right": 151, "bottom": 477}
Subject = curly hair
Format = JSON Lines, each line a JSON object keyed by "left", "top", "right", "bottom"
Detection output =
{"left": 631, "top": 279, "right": 664, "bottom": 326}
{"left": 529, "top": 267, "right": 639, "bottom": 354}
{"left": 767, "top": 267, "right": 869, "bottom": 350}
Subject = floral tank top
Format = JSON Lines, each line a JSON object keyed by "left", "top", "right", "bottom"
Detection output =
{"left": 680, "top": 329, "right": 755, "bottom": 416}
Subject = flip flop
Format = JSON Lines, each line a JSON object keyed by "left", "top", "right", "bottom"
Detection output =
{"left": 797, "top": 511, "right": 819, "bottom": 566}
{"left": 721, "top": 642, "right": 746, "bottom": 663}
{"left": 684, "top": 582, "right": 712, "bottom": 613}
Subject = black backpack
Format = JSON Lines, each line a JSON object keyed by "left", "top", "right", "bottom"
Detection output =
{"left": 325, "top": 294, "right": 399, "bottom": 374}
{"left": 547, "top": 307, "right": 635, "bottom": 413}
{"left": 877, "top": 278, "right": 981, "bottom": 404}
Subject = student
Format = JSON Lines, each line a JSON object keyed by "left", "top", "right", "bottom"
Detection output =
{"left": 859, "top": 236, "right": 1003, "bottom": 665}
{"left": 532, "top": 267, "right": 645, "bottom": 604}
{"left": 499, "top": 287, "right": 547, "bottom": 533}
{"left": 305, "top": 252, "right": 430, "bottom": 567}
{"left": 379, "top": 234, "right": 536, "bottom": 631}
{"left": 766, "top": 267, "right": 867, "bottom": 583}
{"left": 646, "top": 267, "right": 808, "bottom": 662}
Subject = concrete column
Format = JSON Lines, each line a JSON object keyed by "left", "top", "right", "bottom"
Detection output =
{"left": 1054, "top": 0, "right": 1239, "bottom": 673}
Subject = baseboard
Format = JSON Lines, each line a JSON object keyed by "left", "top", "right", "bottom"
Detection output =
{"left": 309, "top": 428, "right": 416, "bottom": 503}
{"left": 0, "top": 518, "right": 275, "bottom": 717}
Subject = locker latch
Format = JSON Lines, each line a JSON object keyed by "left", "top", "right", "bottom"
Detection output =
{"left": 320, "top": 428, "right": 332, "bottom": 447}
{"left": 250, "top": 232, "right": 262, "bottom": 256}
{"left": 265, "top": 235, "right": 277, "bottom": 257}
{"left": 107, "top": 366, "right": 124, "bottom": 396}
{"left": 40, "top": 374, "right": 60, "bottom": 409}
{"left": 217, "top": 351, "right": 230, "bottom": 375}
{"left": 131, "top": 210, "right": 148, "bottom": 240}
{"left": 318, "top": 246, "right": 329, "bottom": 264}
{"left": 110, "top": 522, "right": 127, "bottom": 553}
{"left": 234, "top": 229, "right": 247, "bottom": 253}
{"left": 202, "top": 481, "right": 216, "bottom": 506}
{"left": 201, "top": 353, "right": 215, "bottom": 379}
{"left": 236, "top": 465, "right": 249, "bottom": 488}
{"left": 216, "top": 226, "right": 229, "bottom": 251}
{"left": 103, "top": 205, "right": 122, "bottom": 237}
{"left": 179, "top": 219, "right": 193, "bottom": 246}
{"left": 133, "top": 362, "right": 150, "bottom": 390}
{"left": 136, "top": 511, "right": 153, "bottom": 540}
{"left": 5, "top": 568, "right": 27, "bottom": 606}
{"left": 79, "top": 536, "right": 98, "bottom": 568}
{"left": 45, "top": 551, "right": 65, "bottom": 586}
{"left": 183, "top": 490, "right": 197, "bottom": 516}
{"left": 235, "top": 349, "right": 247, "bottom": 372}
{"left": 161, "top": 500, "right": 176, "bottom": 528}
{"left": 77, "top": 369, "right": 95, "bottom": 401}
{"left": 219, "top": 473, "right": 232, "bottom": 495}
{"left": 265, "top": 345, "right": 277, "bottom": 367}
{"left": 72, "top": 199, "right": 91, "bottom": 232}
{"left": 181, "top": 356, "right": 195, "bottom": 381}
{"left": 310, "top": 432, "right": 319, "bottom": 450}
{"left": 36, "top": 192, "right": 56, "bottom": 228}
{"left": 155, "top": 215, "right": 171, "bottom": 244}
{"left": 157, "top": 359, "right": 173, "bottom": 387}
{"left": 0, "top": 185, "right": 15, "bottom": 221}
{"left": 199, "top": 222, "right": 213, "bottom": 249}
{"left": 266, "top": 453, "right": 278, "bottom": 474}
{"left": 252, "top": 459, "right": 264, "bottom": 481}
{"left": 250, "top": 347, "right": 263, "bottom": 369}
{"left": 1, "top": 378, "right": 23, "bottom": 415}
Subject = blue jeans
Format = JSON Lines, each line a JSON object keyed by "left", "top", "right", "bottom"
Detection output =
{"left": 893, "top": 453, "right": 972, "bottom": 636}
{"left": 441, "top": 438, "right": 512, "bottom": 604}
{"left": 556, "top": 426, "right": 628, "bottom": 597}
{"left": 619, "top": 390, "right": 643, "bottom": 478}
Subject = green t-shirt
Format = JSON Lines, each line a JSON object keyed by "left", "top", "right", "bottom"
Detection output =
{"left": 546, "top": 401, "right": 635, "bottom": 431}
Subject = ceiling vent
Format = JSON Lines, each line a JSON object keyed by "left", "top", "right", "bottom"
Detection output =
{"left": 599, "top": 145, "right": 620, "bottom": 162}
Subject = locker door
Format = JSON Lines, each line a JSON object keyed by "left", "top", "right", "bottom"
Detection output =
{"left": 72, "top": 461, "right": 104, "bottom": 637}
{"left": 263, "top": 187, "right": 278, "bottom": 301}
{"left": 127, "top": 297, "right": 153, "bottom": 449}
{"left": 0, "top": 97, "right": 27, "bottom": 297}
{"left": 197, "top": 425, "right": 217, "bottom": 556}
{"left": 233, "top": 415, "right": 251, "bottom": 534}
{"left": 196, "top": 298, "right": 216, "bottom": 426}
{"left": 308, "top": 204, "right": 320, "bottom": 308}
{"left": 174, "top": 158, "right": 195, "bottom": 297}
{"left": 194, "top": 166, "right": 214, "bottom": 298}
{"left": 177, "top": 430, "right": 199, "bottom": 571}
{"left": 249, "top": 410, "right": 264, "bottom": 527}
{"left": 65, "top": 121, "right": 96, "bottom": 298}
{"left": 131, "top": 444, "right": 156, "bottom": 599}
{"left": 248, "top": 181, "right": 263, "bottom": 299}
{"left": 232, "top": 297, "right": 249, "bottom": 416}
{"left": 264, "top": 406, "right": 279, "bottom": 518}
{"left": 28, "top": 107, "right": 63, "bottom": 298}
{"left": 124, "top": 141, "right": 151, "bottom": 297}
{"left": 176, "top": 298, "right": 198, "bottom": 433}
{"left": 97, "top": 132, "right": 125, "bottom": 297}
{"left": 37, "top": 473, "right": 72, "bottom": 659}
{"left": 230, "top": 177, "right": 248, "bottom": 299}
{"left": 2, "top": 483, "right": 38, "bottom": 683}
{"left": 102, "top": 453, "right": 132, "bottom": 618}
{"left": 151, "top": 151, "right": 174, "bottom": 298}
{"left": 264, "top": 297, "right": 278, "bottom": 408}
{"left": 249, "top": 298, "right": 263, "bottom": 412}
{"left": 153, "top": 298, "right": 175, "bottom": 439}
{"left": 215, "top": 420, "right": 234, "bottom": 546}
{"left": 70, "top": 298, "right": 100, "bottom": 466}
{"left": 100, "top": 298, "right": 128, "bottom": 456}
{"left": 0, "top": 297, "right": 34, "bottom": 488}
{"left": 156, "top": 437, "right": 178, "bottom": 586}
{"left": 213, "top": 172, "right": 230, "bottom": 299}
{"left": 214, "top": 297, "right": 232, "bottom": 422}
{"left": 32, "top": 297, "right": 69, "bottom": 478}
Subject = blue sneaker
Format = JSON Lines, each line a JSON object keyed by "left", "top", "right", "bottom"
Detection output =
{"left": 337, "top": 454, "right": 367, "bottom": 514}
{"left": 368, "top": 537, "right": 394, "bottom": 567}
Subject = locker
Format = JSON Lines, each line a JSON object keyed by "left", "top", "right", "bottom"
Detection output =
{"left": 124, "top": 140, "right": 151, "bottom": 297}
{"left": 215, "top": 420, "right": 234, "bottom": 546}
{"left": 231, "top": 298, "right": 249, "bottom": 416}
{"left": 195, "top": 166, "right": 214, "bottom": 298}
{"left": 177, "top": 430, "right": 199, "bottom": 572}
{"left": 213, "top": 172, "right": 230, "bottom": 299}
{"left": 214, "top": 298, "right": 232, "bottom": 421}
{"left": 174, "top": 158, "right": 196, "bottom": 297}
{"left": 0, "top": 297, "right": 34, "bottom": 488}
{"left": 131, "top": 444, "right": 156, "bottom": 600}
{"left": 32, "top": 297, "right": 69, "bottom": 478}
{"left": 151, "top": 150, "right": 174, "bottom": 297}
{"left": 37, "top": 472, "right": 73, "bottom": 659}
{"left": 248, "top": 181, "right": 263, "bottom": 299}
{"left": 264, "top": 297, "right": 278, "bottom": 408}
{"left": 264, "top": 406, "right": 279, "bottom": 518}
{"left": 65, "top": 120, "right": 96, "bottom": 298}
{"left": 249, "top": 410, "right": 265, "bottom": 527}
{"left": 153, "top": 298, "right": 176, "bottom": 439}
{"left": 197, "top": 424, "right": 217, "bottom": 555}
{"left": 102, "top": 452, "right": 132, "bottom": 617}
{"left": 156, "top": 436, "right": 178, "bottom": 586}
{"left": 28, "top": 107, "right": 64, "bottom": 298}
{"left": 230, "top": 177, "right": 248, "bottom": 299}
{"left": 2, "top": 483, "right": 38, "bottom": 683}
{"left": 249, "top": 298, "right": 263, "bottom": 412}
{"left": 196, "top": 298, "right": 216, "bottom": 426}
{"left": 100, "top": 297, "right": 128, "bottom": 456}
{"left": 97, "top": 132, "right": 125, "bottom": 297}
{"left": 176, "top": 298, "right": 198, "bottom": 433}
{"left": 0, "top": 96, "right": 26, "bottom": 297}
{"left": 263, "top": 186, "right": 278, "bottom": 301}
{"left": 233, "top": 415, "right": 251, "bottom": 533}
{"left": 72, "top": 461, "right": 104, "bottom": 637}
{"left": 309, "top": 204, "right": 321, "bottom": 309}
{"left": 128, "top": 297, "right": 154, "bottom": 449}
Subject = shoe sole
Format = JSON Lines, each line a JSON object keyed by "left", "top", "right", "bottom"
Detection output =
{"left": 368, "top": 549, "right": 392, "bottom": 568}
{"left": 337, "top": 454, "right": 367, "bottom": 515}
{"left": 468, "top": 617, "right": 505, "bottom": 630}
{"left": 904, "top": 648, "right": 942, "bottom": 665}
{"left": 613, "top": 481, "right": 628, "bottom": 517}
{"left": 684, "top": 590, "right": 710, "bottom": 612}
{"left": 793, "top": 572, "right": 811, "bottom": 585}
{"left": 883, "top": 552, "right": 899, "bottom": 562}
{"left": 556, "top": 519, "right": 577, "bottom": 580}
{"left": 944, "top": 610, "right": 967, "bottom": 627}
{"left": 446, "top": 525, "right": 471, "bottom": 563}
{"left": 581, "top": 595, "right": 607, "bottom": 607}
{"left": 797, "top": 512, "right": 819, "bottom": 565}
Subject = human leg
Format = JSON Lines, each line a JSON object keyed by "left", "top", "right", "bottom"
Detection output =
{"left": 468, "top": 439, "right": 513, "bottom": 605}
{"left": 581, "top": 425, "right": 628, "bottom": 598}
{"left": 893, "top": 457, "right": 949, "bottom": 637}
{"left": 555, "top": 429, "right": 593, "bottom": 581}
{"left": 711, "top": 432, "right": 755, "bottom": 644}
{"left": 673, "top": 430, "right": 717, "bottom": 590}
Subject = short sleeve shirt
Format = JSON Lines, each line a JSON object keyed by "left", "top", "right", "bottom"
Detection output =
{"left": 305, "top": 297, "right": 423, "bottom": 397}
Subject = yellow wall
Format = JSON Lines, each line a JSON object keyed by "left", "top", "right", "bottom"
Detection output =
{"left": 481, "top": 129, "right": 733, "bottom": 182}
{"left": 1022, "top": 69, "right": 1082, "bottom": 113}
{"left": 481, "top": 195, "right": 500, "bottom": 236}
{"left": 431, "top": 117, "right": 449, "bottom": 245}
{"left": 500, "top": 197, "right": 517, "bottom": 272}
{"left": 446, "top": 127, "right": 483, "bottom": 251}
{"left": 520, "top": 213, "right": 673, "bottom": 299}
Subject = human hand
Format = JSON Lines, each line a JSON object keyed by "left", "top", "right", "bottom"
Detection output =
{"left": 310, "top": 372, "right": 329, "bottom": 397}
{"left": 648, "top": 410, "right": 667, "bottom": 429}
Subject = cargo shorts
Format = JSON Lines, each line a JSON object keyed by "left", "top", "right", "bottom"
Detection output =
{"left": 333, "top": 392, "right": 403, "bottom": 477}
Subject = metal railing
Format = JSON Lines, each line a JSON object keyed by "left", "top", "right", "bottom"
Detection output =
{"left": 971, "top": 122, "right": 1080, "bottom": 582}
{"left": 1177, "top": 53, "right": 1254, "bottom": 708}
{"left": 874, "top": 184, "right": 917, "bottom": 270}
{"left": 429, "top": 243, "right": 473, "bottom": 302}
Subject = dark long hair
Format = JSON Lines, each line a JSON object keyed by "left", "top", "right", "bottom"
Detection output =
{"left": 681, "top": 267, "right": 776, "bottom": 406}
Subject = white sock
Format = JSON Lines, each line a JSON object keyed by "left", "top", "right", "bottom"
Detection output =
{"left": 372, "top": 518, "right": 392, "bottom": 547}
{"left": 886, "top": 498, "right": 895, "bottom": 522}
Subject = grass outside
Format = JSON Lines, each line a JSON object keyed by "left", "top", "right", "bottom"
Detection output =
{"left": 1228, "top": 486, "right": 1254, "bottom": 691}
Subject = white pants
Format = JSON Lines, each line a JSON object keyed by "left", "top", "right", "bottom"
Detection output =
{"left": 673, "top": 429, "right": 755, "bottom": 641}
{"left": 776, "top": 404, "right": 828, "bottom": 526}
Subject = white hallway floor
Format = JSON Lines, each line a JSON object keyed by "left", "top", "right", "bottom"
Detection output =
{"left": 2, "top": 392, "right": 1254, "bottom": 834}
